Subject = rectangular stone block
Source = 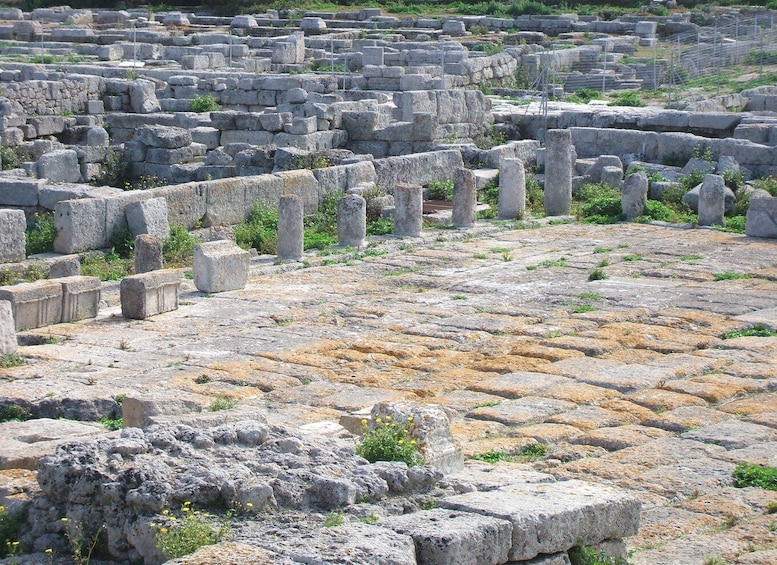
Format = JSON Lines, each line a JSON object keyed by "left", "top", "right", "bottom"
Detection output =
{"left": 276, "top": 169, "right": 319, "bottom": 214}
{"left": 0, "top": 208, "right": 26, "bottom": 263}
{"left": 193, "top": 240, "right": 250, "bottom": 293}
{"left": 120, "top": 270, "right": 181, "bottom": 320}
{"left": 381, "top": 508, "right": 512, "bottom": 565}
{"left": 151, "top": 184, "right": 207, "bottom": 230}
{"left": 205, "top": 178, "right": 247, "bottom": 226}
{"left": 244, "top": 174, "right": 284, "bottom": 215}
{"left": 0, "top": 280, "right": 63, "bottom": 331}
{"left": 438, "top": 480, "right": 640, "bottom": 561}
{"left": 56, "top": 276, "right": 101, "bottom": 323}
{"left": 54, "top": 198, "right": 107, "bottom": 254}
{"left": 0, "top": 178, "right": 43, "bottom": 207}
{"left": 0, "top": 300, "right": 16, "bottom": 354}
{"left": 126, "top": 197, "right": 170, "bottom": 241}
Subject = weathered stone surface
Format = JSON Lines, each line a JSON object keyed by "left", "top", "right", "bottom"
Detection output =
{"left": 452, "top": 168, "right": 476, "bottom": 229}
{"left": 135, "top": 125, "right": 192, "bottom": 149}
{"left": 544, "top": 129, "right": 573, "bottom": 216}
{"left": 394, "top": 184, "right": 423, "bottom": 237}
{"left": 37, "top": 149, "right": 81, "bottom": 183}
{"left": 746, "top": 195, "right": 777, "bottom": 238}
{"left": 134, "top": 234, "right": 164, "bottom": 274}
{"left": 0, "top": 208, "right": 26, "bottom": 263}
{"left": 467, "top": 396, "right": 576, "bottom": 426}
{"left": 621, "top": 171, "right": 648, "bottom": 220}
{"left": 439, "top": 480, "right": 640, "bottom": 561}
{"left": 337, "top": 194, "right": 366, "bottom": 249}
{"left": 193, "top": 240, "right": 250, "bottom": 294}
{"left": 0, "top": 300, "right": 16, "bottom": 355}
{"left": 130, "top": 78, "right": 161, "bottom": 114}
{"left": 57, "top": 276, "right": 100, "bottom": 323}
{"left": 54, "top": 198, "right": 107, "bottom": 254}
{"left": 680, "top": 420, "right": 777, "bottom": 450}
{"left": 380, "top": 508, "right": 512, "bottom": 565}
{"left": 277, "top": 194, "right": 304, "bottom": 262}
{"left": 698, "top": 174, "right": 726, "bottom": 227}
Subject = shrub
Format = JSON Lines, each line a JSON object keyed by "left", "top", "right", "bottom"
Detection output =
{"left": 235, "top": 204, "right": 278, "bottom": 254}
{"left": 525, "top": 174, "right": 543, "bottom": 215}
{"left": 93, "top": 148, "right": 132, "bottom": 190}
{"left": 189, "top": 94, "right": 220, "bottom": 113}
{"left": 474, "top": 126, "right": 507, "bottom": 150}
{"left": 367, "top": 217, "right": 393, "bottom": 236}
{"left": 163, "top": 224, "right": 200, "bottom": 267}
{"left": 679, "top": 170, "right": 705, "bottom": 191}
{"left": 208, "top": 396, "right": 237, "bottom": 412}
{"left": 356, "top": 414, "right": 423, "bottom": 467}
{"left": 753, "top": 176, "right": 777, "bottom": 197}
{"left": 426, "top": 179, "right": 454, "bottom": 201}
{"left": 566, "top": 88, "right": 602, "bottom": 104}
{"left": 80, "top": 253, "right": 132, "bottom": 281}
{"left": 109, "top": 225, "right": 135, "bottom": 259}
{"left": 25, "top": 212, "right": 56, "bottom": 256}
{"left": 0, "top": 146, "right": 31, "bottom": 171}
{"left": 733, "top": 463, "right": 777, "bottom": 491}
{"left": 506, "top": 0, "right": 552, "bottom": 16}
{"left": 588, "top": 267, "right": 608, "bottom": 281}
{"left": 0, "top": 403, "right": 29, "bottom": 421}
{"left": 722, "top": 215, "right": 746, "bottom": 233}
{"left": 722, "top": 169, "right": 745, "bottom": 192}
{"left": 608, "top": 91, "right": 645, "bottom": 107}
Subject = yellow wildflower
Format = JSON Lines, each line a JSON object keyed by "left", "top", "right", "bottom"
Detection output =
{"left": 385, "top": 415, "right": 391, "bottom": 421}
{"left": 375, "top": 417, "right": 382, "bottom": 423}
{"left": 160, "top": 527, "right": 168, "bottom": 533}
{"left": 162, "top": 509, "right": 169, "bottom": 515}
{"left": 45, "top": 548, "right": 53, "bottom": 554}
{"left": 246, "top": 502, "right": 254, "bottom": 508}
{"left": 61, "top": 518, "right": 68, "bottom": 522}
{"left": 182, "top": 507, "right": 190, "bottom": 512}
{"left": 360, "top": 419, "right": 367, "bottom": 426}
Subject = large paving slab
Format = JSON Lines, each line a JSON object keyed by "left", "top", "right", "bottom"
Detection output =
{"left": 2, "top": 222, "right": 777, "bottom": 562}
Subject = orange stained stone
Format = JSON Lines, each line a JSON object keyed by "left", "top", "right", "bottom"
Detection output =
{"left": 510, "top": 423, "right": 584, "bottom": 443}
{"left": 719, "top": 392, "right": 777, "bottom": 416}
{"left": 541, "top": 382, "right": 622, "bottom": 404}
{"left": 626, "top": 388, "right": 708, "bottom": 411}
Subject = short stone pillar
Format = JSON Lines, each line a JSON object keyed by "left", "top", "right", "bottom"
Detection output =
{"left": 120, "top": 270, "right": 181, "bottom": 320}
{"left": 0, "top": 300, "right": 16, "bottom": 354}
{"left": 544, "top": 129, "right": 573, "bottom": 216}
{"left": 393, "top": 184, "right": 423, "bottom": 237}
{"left": 621, "top": 171, "right": 648, "bottom": 220}
{"left": 337, "top": 194, "right": 367, "bottom": 249}
{"left": 452, "top": 168, "right": 476, "bottom": 229}
{"left": 0, "top": 209, "right": 26, "bottom": 263}
{"left": 498, "top": 158, "right": 526, "bottom": 220}
{"left": 277, "top": 194, "right": 304, "bottom": 262}
{"left": 57, "top": 276, "right": 101, "bottom": 323}
{"left": 134, "top": 234, "right": 164, "bottom": 274}
{"left": 0, "top": 280, "right": 63, "bottom": 331}
{"left": 193, "top": 240, "right": 250, "bottom": 293}
{"left": 698, "top": 174, "right": 726, "bottom": 227}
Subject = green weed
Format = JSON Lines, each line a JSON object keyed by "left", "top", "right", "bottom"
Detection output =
{"left": 164, "top": 224, "right": 200, "bottom": 267}
{"left": 0, "top": 505, "right": 22, "bottom": 558}
{"left": 189, "top": 94, "right": 220, "bottom": 113}
{"left": 100, "top": 417, "right": 123, "bottom": 431}
{"left": 25, "top": 212, "right": 56, "bottom": 256}
{"left": 0, "top": 354, "right": 26, "bottom": 370}
{"left": 235, "top": 204, "right": 278, "bottom": 254}
{"left": 208, "top": 396, "right": 237, "bottom": 412}
{"left": 733, "top": 463, "right": 777, "bottom": 491}
{"left": 154, "top": 501, "right": 229, "bottom": 560}
{"left": 588, "top": 267, "right": 608, "bottom": 281}
{"left": 713, "top": 272, "right": 751, "bottom": 281}
{"left": 426, "top": 179, "right": 454, "bottom": 201}
{"left": 323, "top": 512, "right": 344, "bottom": 527}
{"left": 356, "top": 414, "right": 423, "bottom": 467}
{"left": 722, "top": 324, "right": 777, "bottom": 339}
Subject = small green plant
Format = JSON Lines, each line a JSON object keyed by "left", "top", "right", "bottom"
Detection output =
{"left": 766, "top": 501, "right": 777, "bottom": 514}
{"left": 26, "top": 212, "right": 56, "bottom": 256}
{"left": 426, "top": 179, "right": 454, "bottom": 201}
{"left": 681, "top": 254, "right": 703, "bottom": 262}
{"left": 356, "top": 414, "right": 423, "bottom": 467}
{"left": 588, "top": 267, "right": 608, "bottom": 281}
{"left": 194, "top": 374, "right": 212, "bottom": 384}
{"left": 594, "top": 247, "right": 612, "bottom": 254}
{"left": 539, "top": 258, "right": 567, "bottom": 268}
{"left": 99, "top": 417, "right": 123, "bottom": 431}
{"left": 569, "top": 542, "right": 628, "bottom": 565}
{"left": 733, "top": 463, "right": 777, "bottom": 491}
{"left": 235, "top": 204, "right": 278, "bottom": 254}
{"left": 0, "top": 354, "right": 25, "bottom": 370}
{"left": 608, "top": 91, "right": 645, "bottom": 107}
{"left": 578, "top": 291, "right": 602, "bottom": 300}
{"left": 713, "top": 271, "right": 751, "bottom": 281}
{"left": 154, "top": 502, "right": 230, "bottom": 560}
{"left": 359, "top": 514, "right": 379, "bottom": 524}
{"left": 722, "top": 324, "right": 777, "bottom": 339}
{"left": 474, "top": 253, "right": 487, "bottom": 259}
{"left": 693, "top": 144, "right": 714, "bottom": 163}
{"left": 519, "top": 442, "right": 547, "bottom": 460}
{"left": 208, "top": 396, "right": 237, "bottom": 412}
{"left": 567, "top": 88, "right": 602, "bottom": 104}
{"left": 189, "top": 94, "right": 220, "bottom": 113}
{"left": 323, "top": 512, "right": 345, "bottom": 527}
{"left": 80, "top": 252, "right": 131, "bottom": 281}
{"left": 0, "top": 505, "right": 22, "bottom": 558}
{"left": 502, "top": 251, "right": 513, "bottom": 262}
{"left": 472, "top": 450, "right": 515, "bottom": 463}
{"left": 703, "top": 558, "right": 726, "bottom": 565}
{"left": 622, "top": 254, "right": 642, "bottom": 262}
{"left": 572, "top": 304, "right": 596, "bottom": 313}
{"left": 60, "top": 517, "right": 105, "bottom": 565}
{"left": 474, "top": 126, "right": 507, "bottom": 150}
{"left": 451, "top": 295, "right": 467, "bottom": 300}
{"left": 164, "top": 224, "right": 200, "bottom": 267}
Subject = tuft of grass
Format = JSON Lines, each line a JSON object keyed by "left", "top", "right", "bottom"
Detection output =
{"left": 594, "top": 247, "right": 612, "bottom": 254}
{"left": 577, "top": 291, "right": 602, "bottom": 301}
{"left": 572, "top": 304, "right": 596, "bottom": 314}
{"left": 733, "top": 463, "right": 777, "bottom": 491}
{"left": 0, "top": 354, "right": 25, "bottom": 369}
{"left": 681, "top": 254, "right": 703, "bottom": 262}
{"left": 472, "top": 450, "right": 515, "bottom": 463}
{"left": 713, "top": 271, "right": 752, "bottom": 281}
{"left": 235, "top": 204, "right": 278, "bottom": 254}
{"left": 154, "top": 502, "right": 229, "bottom": 560}
{"left": 80, "top": 252, "right": 132, "bottom": 281}
{"left": 356, "top": 414, "right": 423, "bottom": 467}
{"left": 588, "top": 267, "right": 608, "bottom": 281}
{"left": 100, "top": 417, "right": 123, "bottom": 431}
{"left": 569, "top": 542, "right": 628, "bottom": 565}
{"left": 208, "top": 396, "right": 237, "bottom": 412}
{"left": 622, "top": 254, "right": 642, "bottom": 262}
{"left": 722, "top": 324, "right": 777, "bottom": 339}
{"left": 519, "top": 442, "right": 547, "bottom": 460}
{"left": 323, "top": 512, "right": 344, "bottom": 527}
{"left": 539, "top": 258, "right": 568, "bottom": 268}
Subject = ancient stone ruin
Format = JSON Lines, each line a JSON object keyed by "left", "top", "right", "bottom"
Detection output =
{"left": 1, "top": 3, "right": 777, "bottom": 565}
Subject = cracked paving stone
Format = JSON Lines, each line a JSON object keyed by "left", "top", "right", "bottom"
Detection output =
{"left": 466, "top": 397, "right": 577, "bottom": 426}
{"left": 573, "top": 424, "right": 672, "bottom": 452}
{"left": 681, "top": 420, "right": 777, "bottom": 450}
{"left": 466, "top": 372, "right": 571, "bottom": 399}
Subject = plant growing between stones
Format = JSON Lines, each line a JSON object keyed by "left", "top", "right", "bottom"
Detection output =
{"left": 733, "top": 463, "right": 777, "bottom": 491}
{"left": 722, "top": 324, "right": 777, "bottom": 339}
{"left": 209, "top": 396, "right": 237, "bottom": 412}
{"left": 60, "top": 517, "right": 106, "bottom": 565}
{"left": 323, "top": 512, "right": 344, "bottom": 527}
{"left": 426, "top": 179, "right": 454, "bottom": 201}
{"left": 0, "top": 354, "right": 25, "bottom": 370}
{"left": 100, "top": 417, "right": 123, "bottom": 431}
{"left": 0, "top": 505, "right": 22, "bottom": 558}
{"left": 588, "top": 267, "right": 608, "bottom": 281}
{"left": 25, "top": 212, "right": 56, "bottom": 256}
{"left": 569, "top": 542, "right": 628, "bottom": 565}
{"left": 713, "top": 271, "right": 751, "bottom": 281}
{"left": 189, "top": 94, "right": 220, "bottom": 113}
{"left": 766, "top": 501, "right": 777, "bottom": 514}
{"left": 153, "top": 501, "right": 230, "bottom": 560}
{"left": 356, "top": 414, "right": 423, "bottom": 467}
{"left": 164, "top": 224, "right": 201, "bottom": 267}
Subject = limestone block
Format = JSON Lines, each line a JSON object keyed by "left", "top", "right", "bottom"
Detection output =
{"left": 583, "top": 155, "right": 622, "bottom": 183}
{"left": 259, "top": 113, "right": 286, "bottom": 132}
{"left": 277, "top": 169, "right": 319, "bottom": 214}
{"left": 285, "top": 117, "right": 317, "bottom": 135}
{"left": 337, "top": 194, "right": 366, "bottom": 249}
{"left": 601, "top": 166, "right": 623, "bottom": 189}
{"left": 277, "top": 194, "right": 304, "bottom": 262}
{"left": 231, "top": 15, "right": 258, "bottom": 28}
{"left": 0, "top": 178, "right": 43, "bottom": 207}
{"left": 272, "top": 41, "right": 298, "bottom": 65}
{"left": 688, "top": 112, "right": 741, "bottom": 134}
{"left": 0, "top": 209, "right": 26, "bottom": 263}
{"left": 28, "top": 116, "right": 65, "bottom": 137}
{"left": 453, "top": 168, "right": 476, "bottom": 229}
{"left": 381, "top": 508, "right": 512, "bottom": 565}
{"left": 135, "top": 234, "right": 164, "bottom": 274}
{"left": 393, "top": 184, "right": 423, "bottom": 237}
{"left": 182, "top": 55, "right": 210, "bottom": 70}
{"left": 37, "top": 150, "right": 81, "bottom": 183}
{"left": 544, "top": 129, "right": 573, "bottom": 216}
{"left": 56, "top": 276, "right": 100, "bottom": 323}
{"left": 126, "top": 197, "right": 170, "bottom": 241}
{"left": 681, "top": 157, "right": 715, "bottom": 176}
{"left": 49, "top": 257, "right": 80, "bottom": 278}
{"left": 191, "top": 127, "right": 221, "bottom": 150}
{"left": 152, "top": 183, "right": 207, "bottom": 230}
{"left": 54, "top": 198, "right": 107, "bottom": 254}
{"left": 698, "top": 174, "right": 726, "bottom": 227}
{"left": 499, "top": 158, "right": 525, "bottom": 220}
{"left": 717, "top": 155, "right": 739, "bottom": 174}
{"left": 682, "top": 184, "right": 736, "bottom": 214}
{"left": 86, "top": 127, "right": 109, "bottom": 146}
{"left": 438, "top": 480, "right": 640, "bottom": 561}
{"left": 0, "top": 300, "right": 15, "bottom": 354}
{"left": 634, "top": 21, "right": 658, "bottom": 38}
{"left": 244, "top": 175, "right": 284, "bottom": 214}
{"left": 120, "top": 270, "right": 181, "bottom": 320}
{"left": 442, "top": 19, "right": 467, "bottom": 36}
{"left": 300, "top": 17, "right": 326, "bottom": 31}
{"left": 193, "top": 240, "right": 250, "bottom": 293}
{"left": 204, "top": 178, "right": 247, "bottom": 226}
{"left": 371, "top": 401, "right": 463, "bottom": 473}
{"left": 145, "top": 146, "right": 195, "bottom": 165}
{"left": 621, "top": 171, "right": 648, "bottom": 220}
{"left": 746, "top": 195, "right": 777, "bottom": 238}
{"left": 162, "top": 12, "right": 190, "bottom": 26}
{"left": 129, "top": 79, "right": 161, "bottom": 114}
{"left": 363, "top": 46, "right": 384, "bottom": 66}
{"left": 135, "top": 125, "right": 192, "bottom": 149}
{"left": 0, "top": 280, "right": 63, "bottom": 331}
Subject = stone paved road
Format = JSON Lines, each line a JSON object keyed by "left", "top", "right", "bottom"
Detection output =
{"left": 2, "top": 221, "right": 777, "bottom": 564}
